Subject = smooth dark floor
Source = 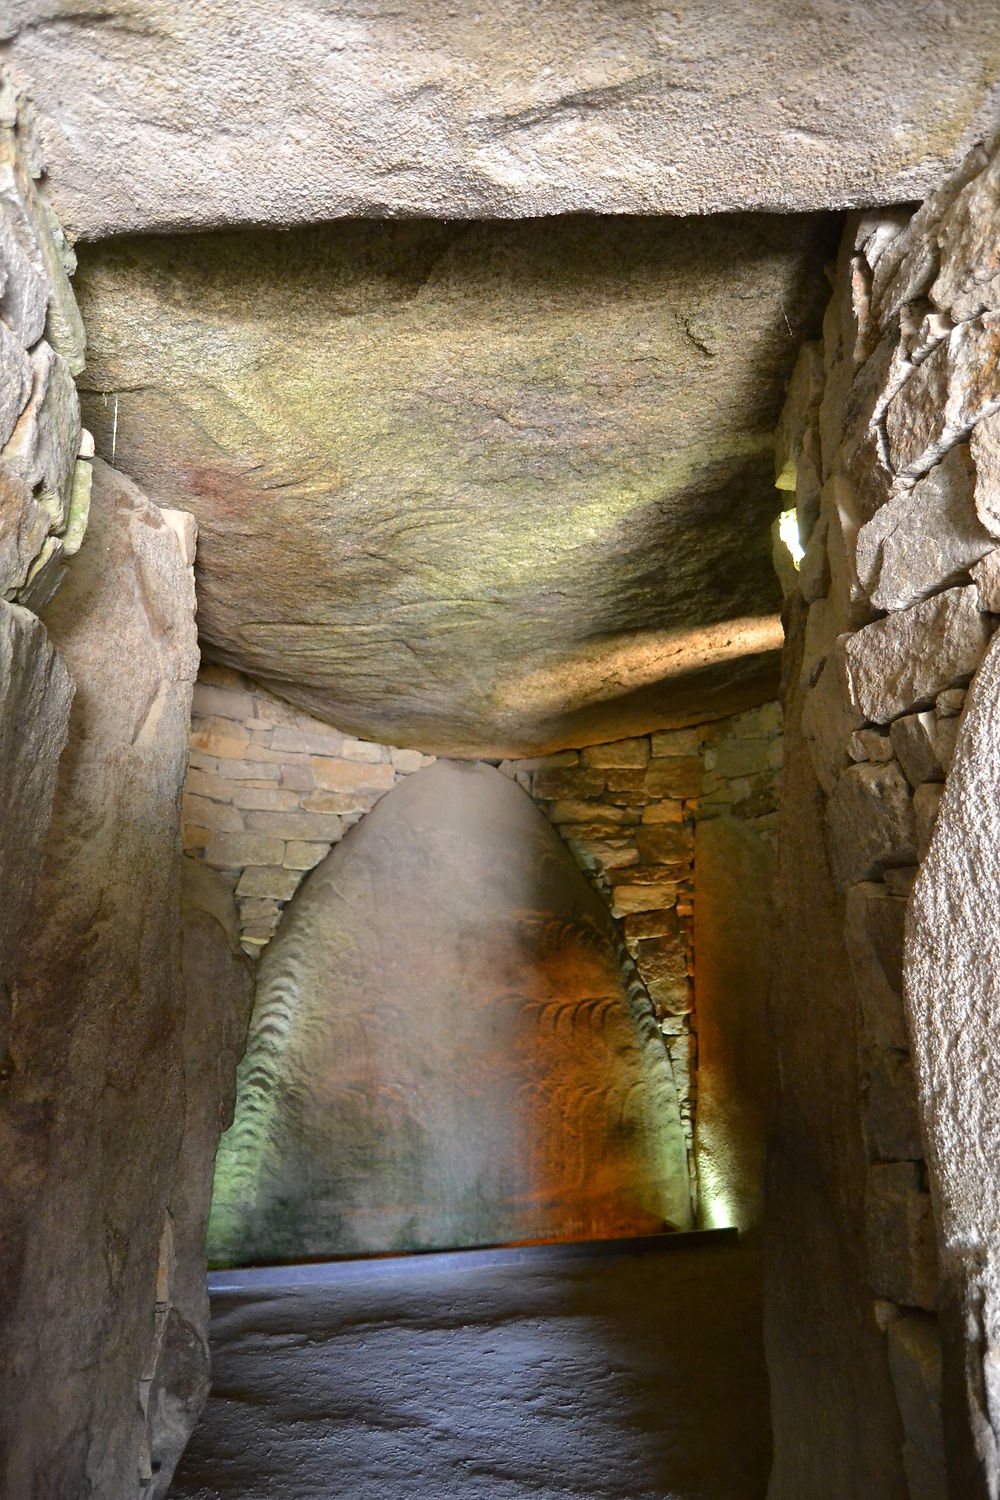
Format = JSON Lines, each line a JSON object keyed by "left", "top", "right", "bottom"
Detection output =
{"left": 169, "top": 1237, "right": 771, "bottom": 1500}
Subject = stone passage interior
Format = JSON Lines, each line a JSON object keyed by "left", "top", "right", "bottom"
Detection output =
{"left": 208, "top": 760, "right": 693, "bottom": 1264}
{"left": 4, "top": 20, "right": 1000, "bottom": 1500}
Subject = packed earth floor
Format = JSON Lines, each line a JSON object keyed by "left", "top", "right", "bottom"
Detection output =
{"left": 168, "top": 1235, "right": 770, "bottom": 1500}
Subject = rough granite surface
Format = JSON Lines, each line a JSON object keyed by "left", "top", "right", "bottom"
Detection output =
{"left": 3, "top": 2, "right": 1000, "bottom": 235}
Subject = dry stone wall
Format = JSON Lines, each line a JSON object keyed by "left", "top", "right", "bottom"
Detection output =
{"left": 774, "top": 128, "right": 1000, "bottom": 1500}
{"left": 182, "top": 666, "right": 435, "bottom": 955}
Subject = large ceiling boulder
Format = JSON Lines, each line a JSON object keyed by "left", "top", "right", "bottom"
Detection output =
{"left": 3, "top": 1, "right": 1000, "bottom": 235}
{"left": 207, "top": 759, "right": 692, "bottom": 1264}
{"left": 75, "top": 213, "right": 836, "bottom": 755}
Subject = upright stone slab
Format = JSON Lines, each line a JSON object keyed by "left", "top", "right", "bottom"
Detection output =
{"left": 0, "top": 599, "right": 72, "bottom": 1001}
{"left": 0, "top": 459, "right": 199, "bottom": 1500}
{"left": 209, "top": 760, "right": 691, "bottom": 1264}
{"left": 906, "top": 632, "right": 1000, "bottom": 1499}
{"left": 141, "top": 862, "right": 254, "bottom": 1500}
{"left": 765, "top": 597, "right": 909, "bottom": 1500}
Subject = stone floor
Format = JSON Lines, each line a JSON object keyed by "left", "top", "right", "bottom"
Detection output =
{"left": 169, "top": 1235, "right": 771, "bottom": 1500}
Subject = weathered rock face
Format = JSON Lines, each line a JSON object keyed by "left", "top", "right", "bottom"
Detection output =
{"left": 0, "top": 459, "right": 199, "bottom": 1499}
{"left": 0, "top": 600, "right": 72, "bottom": 1005}
{"left": 208, "top": 760, "right": 691, "bottom": 1265}
{"left": 74, "top": 213, "right": 836, "bottom": 756}
{"left": 0, "top": 83, "right": 90, "bottom": 610}
{"left": 5, "top": 2, "right": 1000, "bottom": 236}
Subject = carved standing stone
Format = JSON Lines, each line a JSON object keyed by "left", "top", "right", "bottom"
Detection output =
{"left": 209, "top": 760, "right": 691, "bottom": 1265}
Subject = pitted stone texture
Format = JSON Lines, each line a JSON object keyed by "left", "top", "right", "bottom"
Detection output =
{"left": 3, "top": 340, "right": 78, "bottom": 508}
{"left": 912, "top": 783, "right": 944, "bottom": 864}
{"left": 208, "top": 761, "right": 691, "bottom": 1265}
{"left": 930, "top": 144, "right": 1000, "bottom": 323}
{"left": 885, "top": 313, "right": 1000, "bottom": 481}
{"left": 906, "top": 629, "right": 1000, "bottom": 1260}
{"left": 0, "top": 99, "right": 84, "bottom": 371}
{"left": 871, "top": 142, "right": 992, "bottom": 327}
{"left": 890, "top": 712, "right": 947, "bottom": 789}
{"left": 0, "top": 199, "right": 47, "bottom": 348}
{"left": 972, "top": 548, "right": 1000, "bottom": 612}
{"left": 850, "top": 729, "right": 896, "bottom": 765}
{"left": 0, "top": 459, "right": 198, "bottom": 1500}
{"left": 7, "top": 1, "right": 1000, "bottom": 235}
{"left": 971, "top": 409, "right": 1000, "bottom": 536}
{"left": 800, "top": 633, "right": 864, "bottom": 796}
{"left": 74, "top": 215, "right": 835, "bottom": 755}
{"left": 0, "top": 598, "right": 72, "bottom": 1006}
{"left": 0, "top": 320, "right": 30, "bottom": 447}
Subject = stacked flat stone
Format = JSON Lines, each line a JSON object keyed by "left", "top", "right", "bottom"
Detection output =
{"left": 183, "top": 666, "right": 435, "bottom": 954}
{"left": 775, "top": 129, "right": 1000, "bottom": 1500}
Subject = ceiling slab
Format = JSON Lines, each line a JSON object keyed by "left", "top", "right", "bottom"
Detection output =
{"left": 4, "top": 1, "right": 1000, "bottom": 237}
{"left": 75, "top": 213, "right": 836, "bottom": 756}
